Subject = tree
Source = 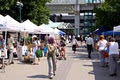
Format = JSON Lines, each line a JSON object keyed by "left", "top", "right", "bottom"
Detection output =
{"left": 0, "top": 0, "right": 14, "bottom": 15}
{"left": 94, "top": 0, "right": 120, "bottom": 30}
{"left": 0, "top": 0, "right": 51, "bottom": 25}
{"left": 0, "top": 0, "right": 14, "bottom": 10}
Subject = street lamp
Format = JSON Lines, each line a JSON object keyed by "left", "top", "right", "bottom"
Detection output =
{"left": 16, "top": 1, "right": 23, "bottom": 41}
{"left": 17, "top": 1, "right": 23, "bottom": 22}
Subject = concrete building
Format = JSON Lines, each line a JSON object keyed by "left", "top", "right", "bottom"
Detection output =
{"left": 47, "top": 0, "right": 105, "bottom": 35}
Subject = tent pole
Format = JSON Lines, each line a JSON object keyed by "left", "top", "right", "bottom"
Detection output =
{"left": 4, "top": 29, "right": 7, "bottom": 49}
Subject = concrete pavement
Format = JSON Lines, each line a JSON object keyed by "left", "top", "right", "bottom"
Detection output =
{"left": 0, "top": 43, "right": 120, "bottom": 80}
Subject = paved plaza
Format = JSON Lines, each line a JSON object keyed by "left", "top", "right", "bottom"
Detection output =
{"left": 0, "top": 43, "right": 120, "bottom": 80}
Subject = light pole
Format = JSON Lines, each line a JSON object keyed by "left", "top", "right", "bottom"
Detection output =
{"left": 17, "top": 1, "right": 23, "bottom": 22}
{"left": 17, "top": 1, "right": 23, "bottom": 41}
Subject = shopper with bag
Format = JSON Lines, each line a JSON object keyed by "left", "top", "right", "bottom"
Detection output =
{"left": 47, "top": 37, "right": 57, "bottom": 79}
{"left": 72, "top": 36, "right": 78, "bottom": 54}
{"left": 32, "top": 35, "right": 41, "bottom": 65}
{"left": 107, "top": 38, "right": 119, "bottom": 76}
{"left": 97, "top": 35, "right": 108, "bottom": 67}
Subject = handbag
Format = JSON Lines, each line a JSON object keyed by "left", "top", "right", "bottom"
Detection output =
{"left": 102, "top": 46, "right": 109, "bottom": 53}
{"left": 76, "top": 44, "right": 78, "bottom": 48}
{"left": 35, "top": 49, "right": 42, "bottom": 58}
{"left": 102, "top": 51, "right": 109, "bottom": 57}
{"left": 119, "top": 52, "right": 120, "bottom": 59}
{"left": 102, "top": 46, "right": 109, "bottom": 57}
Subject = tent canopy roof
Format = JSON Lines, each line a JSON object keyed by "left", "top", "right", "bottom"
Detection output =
{"left": 21, "top": 19, "right": 39, "bottom": 32}
{"left": 94, "top": 26, "right": 110, "bottom": 35}
{"left": 0, "top": 15, "right": 23, "bottom": 31}
{"left": 102, "top": 30, "right": 120, "bottom": 35}
{"left": 48, "top": 22, "right": 74, "bottom": 29}
{"left": 48, "top": 22, "right": 62, "bottom": 28}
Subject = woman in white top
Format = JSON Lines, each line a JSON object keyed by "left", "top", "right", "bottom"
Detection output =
{"left": 72, "top": 36, "right": 77, "bottom": 54}
{"left": 97, "top": 35, "right": 108, "bottom": 67}
{"left": 107, "top": 38, "right": 119, "bottom": 76}
{"left": 32, "top": 35, "right": 40, "bottom": 65}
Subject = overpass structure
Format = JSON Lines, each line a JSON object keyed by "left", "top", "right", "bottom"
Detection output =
{"left": 47, "top": 0, "right": 103, "bottom": 13}
{"left": 47, "top": 0, "right": 104, "bottom": 35}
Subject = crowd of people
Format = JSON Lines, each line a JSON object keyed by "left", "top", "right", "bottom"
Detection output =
{"left": 0, "top": 33, "right": 68, "bottom": 79}
{"left": 96, "top": 35, "right": 119, "bottom": 76}
{"left": 85, "top": 34, "right": 119, "bottom": 77}
{"left": 71, "top": 34, "right": 120, "bottom": 77}
{"left": 0, "top": 33, "right": 120, "bottom": 79}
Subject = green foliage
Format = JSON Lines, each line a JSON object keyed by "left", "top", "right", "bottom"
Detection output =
{"left": 0, "top": 0, "right": 14, "bottom": 10}
{"left": 25, "top": 36, "right": 32, "bottom": 44}
{"left": 94, "top": 0, "right": 120, "bottom": 30}
{"left": 0, "top": 0, "right": 51, "bottom": 25}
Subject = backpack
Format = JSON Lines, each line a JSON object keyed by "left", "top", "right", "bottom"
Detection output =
{"left": 48, "top": 44, "right": 56, "bottom": 54}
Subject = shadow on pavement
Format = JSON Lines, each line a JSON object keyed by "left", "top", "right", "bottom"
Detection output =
{"left": 27, "top": 74, "right": 49, "bottom": 79}
{"left": 88, "top": 62, "right": 120, "bottom": 80}
{"left": 70, "top": 51, "right": 99, "bottom": 60}
{"left": 17, "top": 62, "right": 32, "bottom": 65}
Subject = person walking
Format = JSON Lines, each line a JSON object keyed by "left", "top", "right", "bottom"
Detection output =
{"left": 97, "top": 35, "right": 108, "bottom": 67}
{"left": 86, "top": 35, "right": 94, "bottom": 59}
{"left": 107, "top": 38, "right": 119, "bottom": 76}
{"left": 32, "top": 35, "right": 40, "bottom": 65}
{"left": 59, "top": 37, "right": 66, "bottom": 60}
{"left": 72, "top": 36, "right": 78, "bottom": 54}
{"left": 80, "top": 34, "right": 83, "bottom": 46}
{"left": 7, "top": 33, "right": 15, "bottom": 64}
{"left": 43, "top": 44, "right": 48, "bottom": 57}
{"left": 47, "top": 37, "right": 57, "bottom": 79}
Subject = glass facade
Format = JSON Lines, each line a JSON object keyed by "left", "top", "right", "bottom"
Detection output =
{"left": 84, "top": 12, "right": 93, "bottom": 28}
{"left": 85, "top": 0, "right": 103, "bottom": 3}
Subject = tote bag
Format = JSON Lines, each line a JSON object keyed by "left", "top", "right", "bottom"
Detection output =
{"left": 35, "top": 50, "right": 42, "bottom": 58}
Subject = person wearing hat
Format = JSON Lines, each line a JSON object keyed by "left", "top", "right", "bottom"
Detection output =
{"left": 97, "top": 35, "right": 108, "bottom": 67}
{"left": 32, "top": 35, "right": 40, "bottom": 65}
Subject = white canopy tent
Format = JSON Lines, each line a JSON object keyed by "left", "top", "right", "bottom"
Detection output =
{"left": 54, "top": 28, "right": 66, "bottom": 35}
{"left": 35, "top": 24, "right": 54, "bottom": 34}
{"left": 0, "top": 15, "right": 22, "bottom": 32}
{"left": 4, "top": 15, "right": 25, "bottom": 31}
{"left": 0, "top": 14, "right": 4, "bottom": 20}
{"left": 0, "top": 15, "right": 25, "bottom": 58}
{"left": 21, "top": 19, "right": 40, "bottom": 33}
{"left": 54, "top": 28, "right": 60, "bottom": 34}
{"left": 113, "top": 25, "right": 120, "bottom": 32}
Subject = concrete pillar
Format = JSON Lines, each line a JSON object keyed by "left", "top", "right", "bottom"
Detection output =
{"left": 75, "top": 0, "right": 80, "bottom": 37}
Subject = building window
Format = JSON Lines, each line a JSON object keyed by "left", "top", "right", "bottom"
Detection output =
{"left": 84, "top": 11, "right": 93, "bottom": 28}
{"left": 85, "top": 0, "right": 103, "bottom": 3}
{"left": 84, "top": 22, "right": 92, "bottom": 27}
